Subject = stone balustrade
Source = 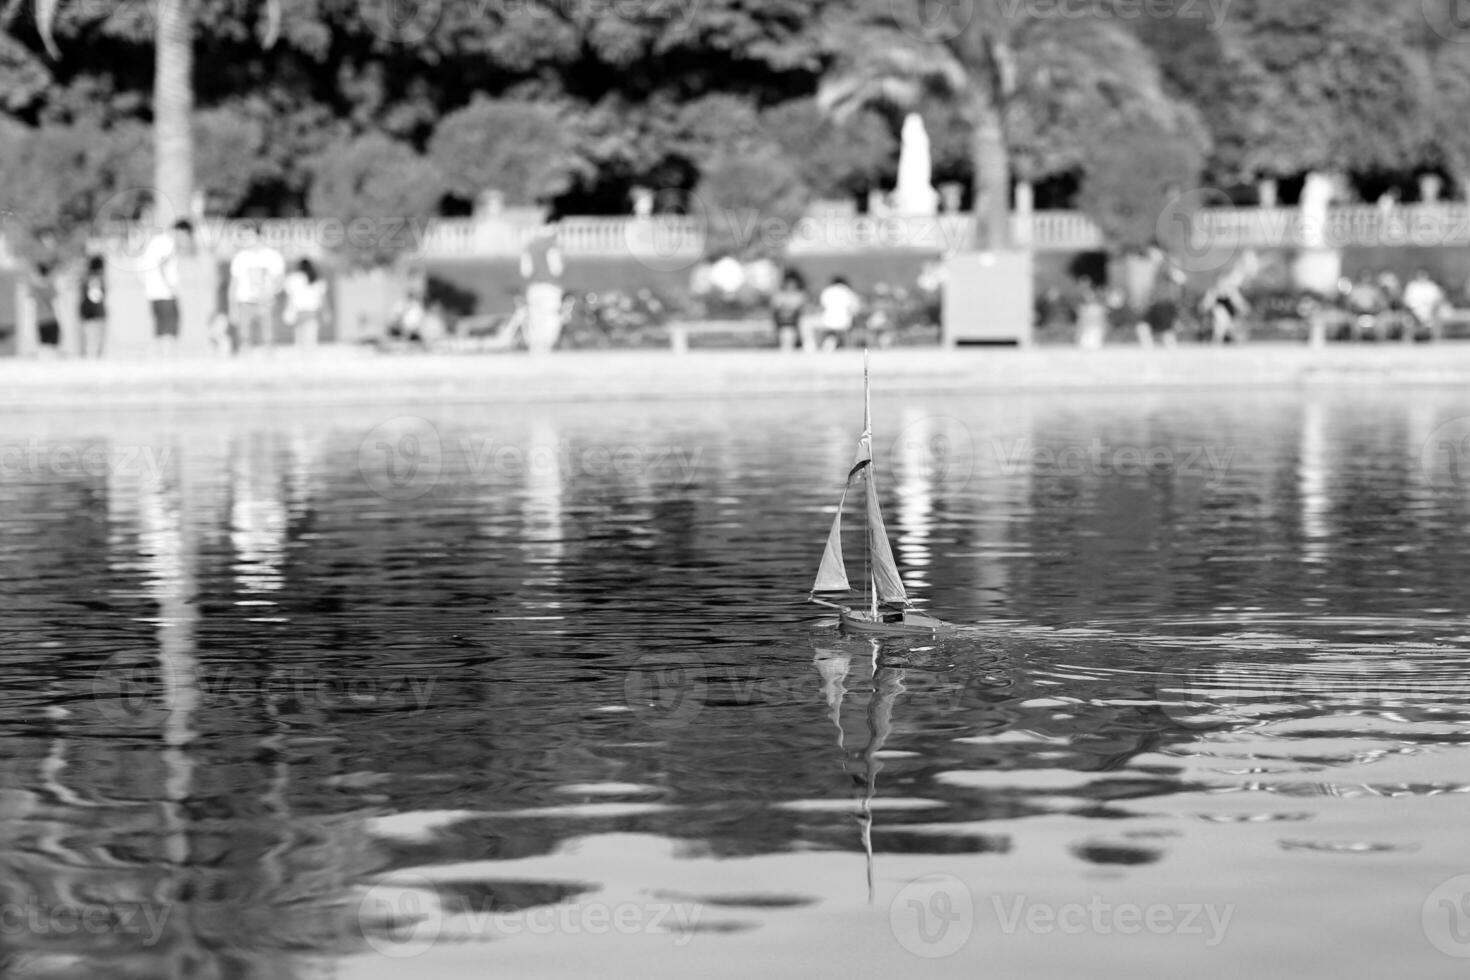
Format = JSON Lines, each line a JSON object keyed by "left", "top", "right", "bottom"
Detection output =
{"left": 51, "top": 203, "right": 1470, "bottom": 265}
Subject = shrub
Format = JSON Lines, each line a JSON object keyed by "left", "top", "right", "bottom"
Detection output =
{"left": 0, "top": 119, "right": 151, "bottom": 261}
{"left": 429, "top": 98, "right": 589, "bottom": 207}
{"left": 763, "top": 98, "right": 896, "bottom": 202}
{"left": 1077, "top": 116, "right": 1206, "bottom": 254}
{"left": 306, "top": 132, "right": 443, "bottom": 267}
{"left": 693, "top": 143, "right": 811, "bottom": 261}
{"left": 195, "top": 106, "right": 274, "bottom": 216}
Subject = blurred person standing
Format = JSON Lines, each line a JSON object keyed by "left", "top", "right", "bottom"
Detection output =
{"left": 141, "top": 219, "right": 194, "bottom": 356}
{"left": 1138, "top": 264, "right": 1185, "bottom": 349}
{"left": 709, "top": 253, "right": 746, "bottom": 298}
{"left": 817, "top": 275, "right": 862, "bottom": 351}
{"left": 283, "top": 258, "right": 328, "bottom": 348}
{"left": 706, "top": 252, "right": 748, "bottom": 318}
{"left": 745, "top": 256, "right": 779, "bottom": 296}
{"left": 229, "top": 224, "right": 286, "bottom": 352}
{"left": 1403, "top": 268, "right": 1446, "bottom": 343}
{"left": 29, "top": 259, "right": 61, "bottom": 358}
{"left": 78, "top": 252, "right": 108, "bottom": 358}
{"left": 771, "top": 268, "right": 808, "bottom": 352}
{"left": 1345, "top": 273, "right": 1387, "bottom": 341}
{"left": 1075, "top": 280, "right": 1107, "bottom": 350}
{"left": 520, "top": 222, "right": 565, "bottom": 354}
{"left": 1201, "top": 271, "right": 1249, "bottom": 344}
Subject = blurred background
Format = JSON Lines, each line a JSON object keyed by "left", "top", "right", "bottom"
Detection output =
{"left": 5, "top": 0, "right": 1470, "bottom": 351}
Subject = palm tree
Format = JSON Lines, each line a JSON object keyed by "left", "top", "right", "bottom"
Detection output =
{"left": 36, "top": 0, "right": 280, "bottom": 224}
{"left": 819, "top": 0, "right": 1201, "bottom": 250}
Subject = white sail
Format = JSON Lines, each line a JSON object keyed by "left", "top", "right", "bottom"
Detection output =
{"left": 813, "top": 349, "right": 909, "bottom": 606}
{"left": 865, "top": 467, "right": 907, "bottom": 604}
{"left": 812, "top": 488, "right": 851, "bottom": 593}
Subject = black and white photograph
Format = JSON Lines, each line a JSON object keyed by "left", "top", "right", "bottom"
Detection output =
{"left": 3, "top": 0, "right": 1470, "bottom": 976}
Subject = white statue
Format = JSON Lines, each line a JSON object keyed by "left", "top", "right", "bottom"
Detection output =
{"left": 1299, "top": 172, "right": 1335, "bottom": 249}
{"left": 1293, "top": 171, "right": 1341, "bottom": 294}
{"left": 891, "top": 113, "right": 939, "bottom": 217}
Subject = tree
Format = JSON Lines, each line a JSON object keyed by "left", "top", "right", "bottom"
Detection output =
{"left": 1077, "top": 116, "right": 1206, "bottom": 253}
{"left": 818, "top": 0, "right": 1202, "bottom": 249}
{"left": 31, "top": 0, "right": 280, "bottom": 224}
{"left": 1191, "top": 0, "right": 1432, "bottom": 185}
{"left": 693, "top": 143, "right": 811, "bottom": 259}
{"left": 429, "top": 98, "right": 590, "bottom": 208}
{"left": 0, "top": 119, "right": 150, "bottom": 259}
{"left": 763, "top": 97, "right": 896, "bottom": 202}
{"left": 1403, "top": 2, "right": 1470, "bottom": 196}
{"left": 306, "top": 132, "right": 442, "bottom": 267}
{"left": 193, "top": 105, "right": 273, "bottom": 216}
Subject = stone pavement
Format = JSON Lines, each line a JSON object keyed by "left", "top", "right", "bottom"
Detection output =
{"left": 4, "top": 343, "right": 1470, "bottom": 411}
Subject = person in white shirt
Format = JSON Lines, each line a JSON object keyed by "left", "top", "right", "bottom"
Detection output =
{"left": 817, "top": 276, "right": 863, "bottom": 351}
{"left": 283, "top": 258, "right": 328, "bottom": 348}
{"left": 1402, "top": 268, "right": 1446, "bottom": 342}
{"left": 520, "top": 224, "right": 565, "bottom": 354}
{"left": 708, "top": 254, "right": 746, "bottom": 298}
{"left": 229, "top": 224, "right": 287, "bottom": 351}
{"left": 141, "top": 219, "right": 194, "bottom": 356}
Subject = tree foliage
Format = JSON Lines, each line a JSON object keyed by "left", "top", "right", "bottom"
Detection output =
{"left": 694, "top": 143, "right": 811, "bottom": 260}
{"left": 817, "top": 0, "right": 1207, "bottom": 245}
{"left": 429, "top": 97, "right": 589, "bottom": 207}
{"left": 0, "top": 0, "right": 1465, "bottom": 253}
{"left": 305, "top": 132, "right": 442, "bottom": 266}
{"left": 0, "top": 118, "right": 150, "bottom": 259}
{"left": 1209, "top": 0, "right": 1432, "bottom": 181}
{"left": 1077, "top": 116, "right": 1207, "bottom": 252}
{"left": 763, "top": 97, "right": 896, "bottom": 201}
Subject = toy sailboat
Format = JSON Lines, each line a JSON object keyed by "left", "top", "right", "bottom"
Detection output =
{"left": 810, "top": 352, "right": 954, "bottom": 635}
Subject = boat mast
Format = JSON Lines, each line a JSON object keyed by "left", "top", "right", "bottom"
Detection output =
{"left": 858, "top": 348, "right": 870, "bottom": 617}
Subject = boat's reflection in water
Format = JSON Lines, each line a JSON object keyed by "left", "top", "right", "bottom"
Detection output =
{"left": 813, "top": 636, "right": 938, "bottom": 903}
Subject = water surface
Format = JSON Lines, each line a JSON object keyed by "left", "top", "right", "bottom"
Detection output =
{"left": 3, "top": 387, "right": 1470, "bottom": 978}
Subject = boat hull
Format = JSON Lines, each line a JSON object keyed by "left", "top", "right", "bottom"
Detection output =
{"left": 838, "top": 607, "right": 954, "bottom": 636}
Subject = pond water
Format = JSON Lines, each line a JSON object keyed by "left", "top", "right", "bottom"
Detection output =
{"left": 4, "top": 386, "right": 1470, "bottom": 979}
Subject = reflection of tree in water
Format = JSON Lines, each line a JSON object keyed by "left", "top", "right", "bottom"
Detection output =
{"left": 0, "top": 431, "right": 396, "bottom": 978}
